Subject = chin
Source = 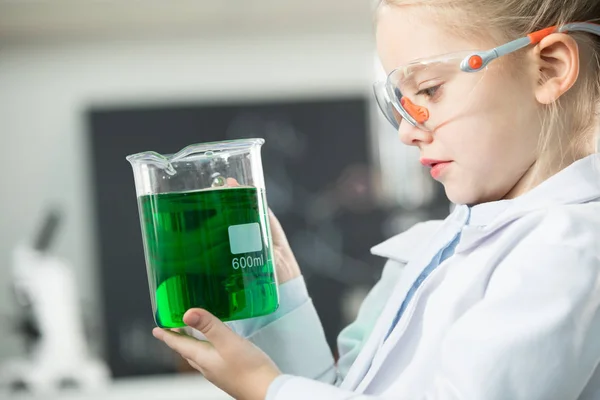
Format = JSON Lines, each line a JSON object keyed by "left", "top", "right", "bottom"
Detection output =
{"left": 444, "top": 183, "right": 507, "bottom": 206}
{"left": 443, "top": 185, "right": 484, "bottom": 207}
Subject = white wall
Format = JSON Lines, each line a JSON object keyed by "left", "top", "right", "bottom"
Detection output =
{"left": 0, "top": 32, "right": 375, "bottom": 361}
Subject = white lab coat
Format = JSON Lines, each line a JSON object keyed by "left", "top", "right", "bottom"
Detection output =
{"left": 231, "top": 155, "right": 600, "bottom": 399}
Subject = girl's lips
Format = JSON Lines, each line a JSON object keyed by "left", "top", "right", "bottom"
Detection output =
{"left": 420, "top": 158, "right": 451, "bottom": 167}
{"left": 420, "top": 158, "right": 452, "bottom": 179}
{"left": 429, "top": 161, "right": 451, "bottom": 179}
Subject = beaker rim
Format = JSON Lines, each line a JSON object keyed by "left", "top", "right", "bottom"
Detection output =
{"left": 126, "top": 138, "right": 264, "bottom": 166}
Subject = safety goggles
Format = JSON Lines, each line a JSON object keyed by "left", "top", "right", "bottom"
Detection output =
{"left": 374, "top": 22, "right": 600, "bottom": 132}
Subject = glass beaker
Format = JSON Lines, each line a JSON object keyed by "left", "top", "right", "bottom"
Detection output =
{"left": 126, "top": 138, "right": 279, "bottom": 328}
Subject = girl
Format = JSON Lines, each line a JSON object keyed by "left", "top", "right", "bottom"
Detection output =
{"left": 152, "top": 0, "right": 600, "bottom": 399}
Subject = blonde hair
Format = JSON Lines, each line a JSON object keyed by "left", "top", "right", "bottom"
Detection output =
{"left": 378, "top": 0, "right": 600, "bottom": 181}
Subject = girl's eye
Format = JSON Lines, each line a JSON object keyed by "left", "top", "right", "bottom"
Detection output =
{"left": 416, "top": 84, "right": 442, "bottom": 99}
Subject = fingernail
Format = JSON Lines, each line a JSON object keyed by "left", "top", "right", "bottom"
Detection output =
{"left": 185, "top": 312, "right": 200, "bottom": 326}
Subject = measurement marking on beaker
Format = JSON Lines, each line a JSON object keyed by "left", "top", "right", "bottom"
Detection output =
{"left": 232, "top": 254, "right": 264, "bottom": 269}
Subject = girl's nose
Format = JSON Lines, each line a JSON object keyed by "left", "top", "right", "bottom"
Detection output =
{"left": 398, "top": 121, "right": 433, "bottom": 146}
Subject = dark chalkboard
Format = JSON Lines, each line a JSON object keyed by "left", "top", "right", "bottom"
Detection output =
{"left": 86, "top": 96, "right": 445, "bottom": 378}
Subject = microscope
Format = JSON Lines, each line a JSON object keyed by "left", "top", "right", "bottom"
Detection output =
{"left": 0, "top": 209, "right": 110, "bottom": 394}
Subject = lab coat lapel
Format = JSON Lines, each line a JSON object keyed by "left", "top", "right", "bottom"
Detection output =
{"left": 338, "top": 223, "right": 444, "bottom": 390}
{"left": 339, "top": 261, "right": 427, "bottom": 390}
{"left": 353, "top": 217, "right": 465, "bottom": 393}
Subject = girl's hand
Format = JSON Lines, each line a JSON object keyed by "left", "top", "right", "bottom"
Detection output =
{"left": 267, "top": 208, "right": 301, "bottom": 284}
{"left": 153, "top": 308, "right": 281, "bottom": 400}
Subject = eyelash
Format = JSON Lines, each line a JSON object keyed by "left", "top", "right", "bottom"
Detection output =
{"left": 415, "top": 84, "right": 443, "bottom": 100}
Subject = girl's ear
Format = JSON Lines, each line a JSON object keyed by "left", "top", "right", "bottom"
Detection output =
{"left": 531, "top": 33, "right": 580, "bottom": 104}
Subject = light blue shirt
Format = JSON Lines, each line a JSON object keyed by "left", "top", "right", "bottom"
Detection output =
{"left": 384, "top": 226, "right": 463, "bottom": 342}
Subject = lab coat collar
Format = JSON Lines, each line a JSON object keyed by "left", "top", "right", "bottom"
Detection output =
{"left": 370, "top": 220, "right": 445, "bottom": 262}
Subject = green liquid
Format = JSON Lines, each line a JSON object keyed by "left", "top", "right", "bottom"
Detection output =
{"left": 138, "top": 187, "right": 279, "bottom": 328}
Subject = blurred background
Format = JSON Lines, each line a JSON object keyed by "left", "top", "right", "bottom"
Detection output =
{"left": 0, "top": 0, "right": 450, "bottom": 398}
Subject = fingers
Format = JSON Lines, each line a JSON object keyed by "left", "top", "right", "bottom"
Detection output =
{"left": 226, "top": 177, "right": 240, "bottom": 187}
{"left": 182, "top": 309, "right": 244, "bottom": 350}
{"left": 267, "top": 208, "right": 286, "bottom": 241}
{"left": 152, "top": 327, "right": 216, "bottom": 365}
{"left": 186, "top": 358, "right": 204, "bottom": 372}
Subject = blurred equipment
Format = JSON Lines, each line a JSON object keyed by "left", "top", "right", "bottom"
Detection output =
{"left": 0, "top": 209, "right": 110, "bottom": 395}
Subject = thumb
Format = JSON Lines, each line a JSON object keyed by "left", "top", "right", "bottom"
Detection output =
{"left": 183, "top": 309, "right": 242, "bottom": 350}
